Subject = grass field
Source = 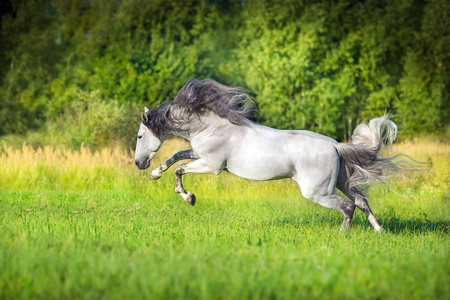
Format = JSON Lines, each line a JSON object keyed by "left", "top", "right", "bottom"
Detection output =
{"left": 0, "top": 139, "right": 449, "bottom": 299}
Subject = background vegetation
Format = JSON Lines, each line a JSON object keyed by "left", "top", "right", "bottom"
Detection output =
{"left": 1, "top": 2, "right": 449, "bottom": 298}
{"left": 1, "top": 0, "right": 449, "bottom": 149}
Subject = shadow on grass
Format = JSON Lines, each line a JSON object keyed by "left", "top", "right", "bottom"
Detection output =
{"left": 344, "top": 214, "right": 449, "bottom": 234}
{"left": 377, "top": 216, "right": 449, "bottom": 234}
{"left": 267, "top": 213, "right": 449, "bottom": 235}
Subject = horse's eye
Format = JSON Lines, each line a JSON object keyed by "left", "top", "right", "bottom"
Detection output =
{"left": 138, "top": 135, "right": 142, "bottom": 139}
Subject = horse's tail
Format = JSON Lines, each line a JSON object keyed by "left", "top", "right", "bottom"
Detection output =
{"left": 334, "top": 115, "right": 423, "bottom": 196}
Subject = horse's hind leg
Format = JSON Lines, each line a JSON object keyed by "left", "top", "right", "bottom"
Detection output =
{"left": 314, "top": 194, "right": 356, "bottom": 233}
{"left": 295, "top": 178, "right": 356, "bottom": 233}
{"left": 336, "top": 167, "right": 383, "bottom": 232}
{"left": 346, "top": 189, "right": 383, "bottom": 232}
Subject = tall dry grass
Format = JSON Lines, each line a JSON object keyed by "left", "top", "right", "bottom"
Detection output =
{"left": 390, "top": 140, "right": 449, "bottom": 189}
{"left": 3, "top": 138, "right": 446, "bottom": 168}
{"left": 1, "top": 138, "right": 191, "bottom": 168}
{"left": 393, "top": 139, "right": 450, "bottom": 160}
{"left": 1, "top": 139, "right": 448, "bottom": 196}
{"left": 0, "top": 138, "right": 195, "bottom": 192}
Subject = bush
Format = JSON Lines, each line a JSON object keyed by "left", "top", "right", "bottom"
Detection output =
{"left": 1, "top": 0, "right": 448, "bottom": 145}
{"left": 45, "top": 90, "right": 139, "bottom": 149}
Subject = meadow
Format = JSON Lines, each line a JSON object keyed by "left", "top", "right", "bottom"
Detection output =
{"left": 0, "top": 139, "right": 448, "bottom": 299}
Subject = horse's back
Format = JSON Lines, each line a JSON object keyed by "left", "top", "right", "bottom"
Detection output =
{"left": 224, "top": 123, "right": 340, "bottom": 181}
{"left": 286, "top": 129, "right": 338, "bottom": 144}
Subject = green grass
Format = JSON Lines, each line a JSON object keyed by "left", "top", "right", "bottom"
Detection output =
{"left": 0, "top": 141, "right": 449, "bottom": 299}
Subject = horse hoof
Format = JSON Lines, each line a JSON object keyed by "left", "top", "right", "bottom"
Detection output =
{"left": 186, "top": 193, "right": 196, "bottom": 206}
{"left": 339, "top": 227, "right": 350, "bottom": 234}
{"left": 375, "top": 227, "right": 387, "bottom": 234}
{"left": 148, "top": 174, "right": 160, "bottom": 180}
{"left": 149, "top": 170, "right": 162, "bottom": 181}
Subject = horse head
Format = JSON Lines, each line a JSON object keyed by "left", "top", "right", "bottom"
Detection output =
{"left": 134, "top": 107, "right": 163, "bottom": 170}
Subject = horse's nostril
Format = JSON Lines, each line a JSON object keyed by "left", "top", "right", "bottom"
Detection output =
{"left": 135, "top": 160, "right": 139, "bottom": 166}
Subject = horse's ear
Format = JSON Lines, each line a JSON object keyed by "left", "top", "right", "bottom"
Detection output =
{"left": 165, "top": 106, "right": 171, "bottom": 118}
{"left": 142, "top": 113, "right": 148, "bottom": 123}
{"left": 144, "top": 107, "right": 150, "bottom": 113}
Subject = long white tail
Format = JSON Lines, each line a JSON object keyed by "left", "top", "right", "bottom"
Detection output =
{"left": 334, "top": 115, "right": 423, "bottom": 195}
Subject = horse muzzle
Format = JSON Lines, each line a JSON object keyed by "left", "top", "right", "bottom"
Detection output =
{"left": 135, "top": 158, "right": 150, "bottom": 170}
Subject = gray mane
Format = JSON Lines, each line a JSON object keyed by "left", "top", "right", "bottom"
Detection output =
{"left": 144, "top": 79, "right": 255, "bottom": 137}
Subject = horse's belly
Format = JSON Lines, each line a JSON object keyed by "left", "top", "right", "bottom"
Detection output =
{"left": 225, "top": 155, "right": 294, "bottom": 181}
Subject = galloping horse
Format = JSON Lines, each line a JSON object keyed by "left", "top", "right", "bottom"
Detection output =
{"left": 135, "top": 79, "right": 412, "bottom": 232}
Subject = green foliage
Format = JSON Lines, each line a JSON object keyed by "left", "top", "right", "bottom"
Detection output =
{"left": 1, "top": 0, "right": 449, "bottom": 147}
{"left": 397, "top": 0, "right": 450, "bottom": 135}
{"left": 44, "top": 90, "right": 136, "bottom": 149}
{"left": 0, "top": 0, "right": 67, "bottom": 133}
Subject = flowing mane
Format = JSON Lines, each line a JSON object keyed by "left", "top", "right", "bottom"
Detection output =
{"left": 172, "top": 79, "right": 255, "bottom": 124}
{"left": 144, "top": 79, "right": 255, "bottom": 137}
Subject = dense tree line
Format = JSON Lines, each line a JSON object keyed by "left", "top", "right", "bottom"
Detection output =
{"left": 0, "top": 0, "right": 448, "bottom": 148}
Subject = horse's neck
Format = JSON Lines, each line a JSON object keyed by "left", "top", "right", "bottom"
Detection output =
{"left": 169, "top": 113, "right": 244, "bottom": 141}
{"left": 165, "top": 116, "right": 204, "bottom": 141}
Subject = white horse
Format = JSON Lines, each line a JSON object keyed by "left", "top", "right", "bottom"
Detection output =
{"left": 135, "top": 79, "right": 412, "bottom": 232}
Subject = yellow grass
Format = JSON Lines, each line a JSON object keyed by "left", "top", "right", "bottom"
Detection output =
{"left": 391, "top": 140, "right": 450, "bottom": 189}
{"left": 1, "top": 139, "right": 448, "bottom": 193}
{"left": 1, "top": 138, "right": 190, "bottom": 169}
{"left": 2, "top": 138, "right": 447, "bottom": 172}
{"left": 0, "top": 139, "right": 191, "bottom": 191}
{"left": 393, "top": 139, "right": 450, "bottom": 160}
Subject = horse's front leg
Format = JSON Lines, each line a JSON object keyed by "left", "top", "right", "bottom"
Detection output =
{"left": 174, "top": 160, "right": 223, "bottom": 206}
{"left": 149, "top": 149, "right": 199, "bottom": 180}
